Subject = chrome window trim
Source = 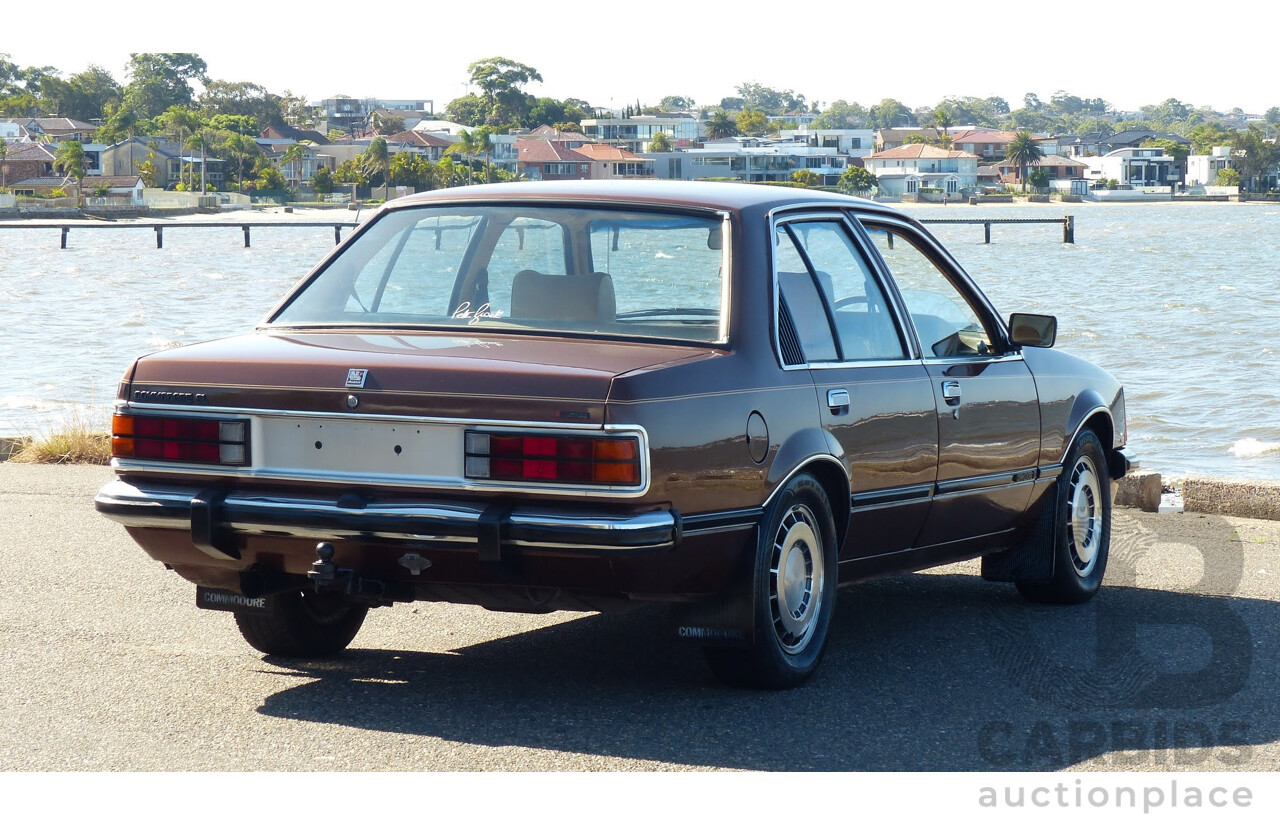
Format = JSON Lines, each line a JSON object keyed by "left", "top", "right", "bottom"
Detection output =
{"left": 112, "top": 403, "right": 653, "bottom": 498}
{"left": 767, "top": 207, "right": 917, "bottom": 371}
{"left": 264, "top": 200, "right": 734, "bottom": 348}
{"left": 854, "top": 214, "right": 1015, "bottom": 359}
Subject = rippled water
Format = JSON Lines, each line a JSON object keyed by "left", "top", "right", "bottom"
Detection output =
{"left": 2, "top": 203, "right": 1277, "bottom": 480}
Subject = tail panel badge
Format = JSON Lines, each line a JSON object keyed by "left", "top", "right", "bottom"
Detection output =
{"left": 345, "top": 368, "right": 368, "bottom": 388}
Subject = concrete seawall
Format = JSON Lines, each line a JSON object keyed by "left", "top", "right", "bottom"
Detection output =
{"left": 1114, "top": 469, "right": 1280, "bottom": 521}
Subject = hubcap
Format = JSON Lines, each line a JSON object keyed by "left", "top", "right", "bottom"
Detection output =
{"left": 769, "top": 503, "right": 825, "bottom": 653}
{"left": 1067, "top": 455, "right": 1102, "bottom": 576}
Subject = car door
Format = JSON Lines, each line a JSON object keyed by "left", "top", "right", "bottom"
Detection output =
{"left": 772, "top": 212, "right": 937, "bottom": 561}
{"left": 860, "top": 218, "right": 1040, "bottom": 552}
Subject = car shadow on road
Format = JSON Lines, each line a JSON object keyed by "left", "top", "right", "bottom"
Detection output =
{"left": 255, "top": 556, "right": 1279, "bottom": 770}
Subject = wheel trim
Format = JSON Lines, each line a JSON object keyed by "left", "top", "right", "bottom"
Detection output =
{"left": 769, "top": 503, "right": 825, "bottom": 654}
{"left": 1067, "top": 455, "right": 1102, "bottom": 576}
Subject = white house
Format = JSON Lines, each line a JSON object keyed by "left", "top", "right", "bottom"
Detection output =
{"left": 1081, "top": 147, "right": 1179, "bottom": 187}
{"left": 1185, "top": 146, "right": 1234, "bottom": 186}
{"left": 778, "top": 129, "right": 875, "bottom": 159}
{"left": 862, "top": 144, "right": 980, "bottom": 196}
{"left": 581, "top": 115, "right": 700, "bottom": 152}
{"left": 646, "top": 139, "right": 848, "bottom": 185}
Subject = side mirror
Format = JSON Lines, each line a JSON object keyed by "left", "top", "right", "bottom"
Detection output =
{"left": 1009, "top": 313, "right": 1057, "bottom": 348}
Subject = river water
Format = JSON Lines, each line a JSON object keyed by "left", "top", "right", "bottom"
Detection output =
{"left": 1, "top": 202, "right": 1277, "bottom": 481}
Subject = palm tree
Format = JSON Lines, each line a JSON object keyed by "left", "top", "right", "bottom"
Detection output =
{"left": 215, "top": 130, "right": 254, "bottom": 192}
{"left": 158, "top": 106, "right": 199, "bottom": 188}
{"left": 279, "top": 142, "right": 308, "bottom": 190}
{"left": 360, "top": 137, "right": 390, "bottom": 199}
{"left": 0, "top": 139, "right": 8, "bottom": 189}
{"left": 53, "top": 140, "right": 87, "bottom": 206}
{"left": 704, "top": 111, "right": 739, "bottom": 140}
{"left": 1004, "top": 131, "right": 1044, "bottom": 192}
{"left": 449, "top": 129, "right": 485, "bottom": 185}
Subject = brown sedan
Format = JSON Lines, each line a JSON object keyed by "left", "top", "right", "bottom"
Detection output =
{"left": 96, "top": 181, "right": 1128, "bottom": 687}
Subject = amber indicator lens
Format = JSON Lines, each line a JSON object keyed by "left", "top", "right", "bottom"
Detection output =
{"left": 465, "top": 431, "right": 640, "bottom": 486}
{"left": 112, "top": 414, "right": 249, "bottom": 465}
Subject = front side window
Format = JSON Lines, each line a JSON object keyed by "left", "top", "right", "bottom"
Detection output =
{"left": 774, "top": 219, "right": 906, "bottom": 364}
{"left": 864, "top": 224, "right": 996, "bottom": 358}
{"left": 272, "top": 205, "right": 727, "bottom": 344}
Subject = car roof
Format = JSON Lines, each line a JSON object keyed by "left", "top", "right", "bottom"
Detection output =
{"left": 389, "top": 179, "right": 901, "bottom": 218}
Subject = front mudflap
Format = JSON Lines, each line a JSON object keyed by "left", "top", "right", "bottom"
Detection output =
{"left": 981, "top": 480, "right": 1059, "bottom": 583}
{"left": 669, "top": 533, "right": 758, "bottom": 648}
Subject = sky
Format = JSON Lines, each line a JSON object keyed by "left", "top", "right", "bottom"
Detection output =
{"left": 9, "top": 2, "right": 1280, "bottom": 117}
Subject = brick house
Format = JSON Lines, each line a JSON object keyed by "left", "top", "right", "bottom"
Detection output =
{"left": 514, "top": 139, "right": 591, "bottom": 181}
{"left": 571, "top": 143, "right": 654, "bottom": 179}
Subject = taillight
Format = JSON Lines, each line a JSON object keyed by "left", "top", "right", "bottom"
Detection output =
{"left": 464, "top": 431, "right": 641, "bottom": 487}
{"left": 112, "top": 414, "right": 249, "bottom": 466}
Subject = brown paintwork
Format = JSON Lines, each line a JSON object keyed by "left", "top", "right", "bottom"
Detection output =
{"left": 100, "top": 181, "right": 1127, "bottom": 613}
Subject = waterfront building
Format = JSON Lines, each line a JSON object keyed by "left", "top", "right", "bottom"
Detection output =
{"left": 514, "top": 139, "right": 591, "bottom": 181}
{"left": 1081, "top": 146, "right": 1179, "bottom": 188}
{"left": 581, "top": 114, "right": 700, "bottom": 152}
{"left": 1185, "top": 146, "right": 1235, "bottom": 187}
{"left": 571, "top": 143, "right": 655, "bottom": 179}
{"left": 862, "top": 144, "right": 980, "bottom": 196}
{"left": 778, "top": 129, "right": 875, "bottom": 159}
{"left": 645, "top": 138, "right": 848, "bottom": 185}
{"left": 948, "top": 129, "right": 1023, "bottom": 163}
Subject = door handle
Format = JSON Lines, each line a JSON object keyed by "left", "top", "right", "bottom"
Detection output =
{"left": 827, "top": 388, "right": 850, "bottom": 414}
{"left": 942, "top": 381, "right": 962, "bottom": 406}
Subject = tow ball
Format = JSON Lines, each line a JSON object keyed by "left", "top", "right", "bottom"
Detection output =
{"left": 306, "top": 542, "right": 403, "bottom": 605}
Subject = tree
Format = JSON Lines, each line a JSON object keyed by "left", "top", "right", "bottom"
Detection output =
{"left": 122, "top": 53, "right": 208, "bottom": 119}
{"left": 280, "top": 143, "right": 309, "bottom": 189}
{"left": 813, "top": 100, "right": 868, "bottom": 130}
{"left": 53, "top": 140, "right": 88, "bottom": 206}
{"left": 1232, "top": 125, "right": 1280, "bottom": 192}
{"left": 704, "top": 111, "right": 739, "bottom": 140}
{"left": 208, "top": 114, "right": 259, "bottom": 135}
{"left": 361, "top": 136, "right": 391, "bottom": 198}
{"left": 1004, "top": 131, "right": 1044, "bottom": 192}
{"left": 444, "top": 93, "right": 489, "bottom": 128}
{"left": 313, "top": 165, "right": 334, "bottom": 195}
{"left": 928, "top": 104, "right": 955, "bottom": 136}
{"left": 1215, "top": 167, "right": 1242, "bottom": 187}
{"left": 198, "top": 80, "right": 283, "bottom": 129}
{"left": 648, "top": 131, "right": 673, "bottom": 152}
{"left": 837, "top": 166, "right": 878, "bottom": 195}
{"left": 1143, "top": 137, "right": 1189, "bottom": 169}
{"left": 868, "top": 98, "right": 912, "bottom": 130}
{"left": 137, "top": 144, "right": 160, "bottom": 188}
{"left": 215, "top": 129, "right": 258, "bottom": 192}
{"left": 39, "top": 65, "right": 120, "bottom": 121}
{"left": 467, "top": 57, "right": 542, "bottom": 126}
{"left": 1185, "top": 122, "right": 1237, "bottom": 155}
{"left": 1027, "top": 168, "right": 1050, "bottom": 192}
{"left": 659, "top": 95, "right": 695, "bottom": 110}
{"left": 0, "top": 139, "right": 8, "bottom": 189}
{"left": 448, "top": 129, "right": 487, "bottom": 184}
{"left": 737, "top": 109, "right": 769, "bottom": 136}
{"left": 790, "top": 169, "right": 820, "bottom": 187}
{"left": 1266, "top": 107, "right": 1280, "bottom": 126}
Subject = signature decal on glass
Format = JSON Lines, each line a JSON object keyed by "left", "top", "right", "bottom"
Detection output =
{"left": 452, "top": 302, "right": 505, "bottom": 325}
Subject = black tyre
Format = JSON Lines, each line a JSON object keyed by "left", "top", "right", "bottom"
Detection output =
{"left": 1016, "top": 428, "right": 1111, "bottom": 604}
{"left": 705, "top": 473, "right": 839, "bottom": 689}
{"left": 234, "top": 590, "right": 368, "bottom": 658}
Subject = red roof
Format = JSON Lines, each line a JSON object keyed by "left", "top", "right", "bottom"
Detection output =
{"left": 572, "top": 143, "right": 646, "bottom": 162}
{"left": 515, "top": 139, "right": 590, "bottom": 163}
{"left": 867, "top": 144, "right": 979, "bottom": 160}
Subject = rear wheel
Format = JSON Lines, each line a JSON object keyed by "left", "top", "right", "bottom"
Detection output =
{"left": 235, "top": 590, "right": 368, "bottom": 658}
{"left": 704, "top": 473, "right": 838, "bottom": 689}
{"left": 1016, "top": 429, "right": 1111, "bottom": 604}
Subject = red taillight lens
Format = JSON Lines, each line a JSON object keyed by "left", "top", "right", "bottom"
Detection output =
{"left": 465, "top": 431, "right": 641, "bottom": 487}
{"left": 112, "top": 414, "right": 249, "bottom": 466}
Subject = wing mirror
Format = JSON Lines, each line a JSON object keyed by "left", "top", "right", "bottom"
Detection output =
{"left": 1008, "top": 313, "right": 1057, "bottom": 348}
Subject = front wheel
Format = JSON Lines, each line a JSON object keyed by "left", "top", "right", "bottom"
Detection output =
{"left": 1016, "top": 429, "right": 1111, "bottom": 604}
{"left": 235, "top": 589, "right": 368, "bottom": 658}
{"left": 704, "top": 473, "right": 839, "bottom": 688}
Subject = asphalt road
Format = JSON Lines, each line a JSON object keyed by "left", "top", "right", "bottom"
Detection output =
{"left": 3, "top": 463, "right": 1279, "bottom": 772}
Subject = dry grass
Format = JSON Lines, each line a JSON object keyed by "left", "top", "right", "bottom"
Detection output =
{"left": 7, "top": 410, "right": 112, "bottom": 465}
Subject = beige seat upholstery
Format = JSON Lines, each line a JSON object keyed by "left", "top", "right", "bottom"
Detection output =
{"left": 510, "top": 270, "right": 616, "bottom": 322}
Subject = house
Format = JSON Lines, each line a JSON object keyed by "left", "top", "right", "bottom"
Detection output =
{"left": 1, "top": 142, "right": 57, "bottom": 185}
{"left": 948, "top": 129, "right": 1023, "bottom": 163}
{"left": 261, "top": 124, "right": 330, "bottom": 145}
{"left": 581, "top": 114, "right": 700, "bottom": 152}
{"left": 410, "top": 119, "right": 470, "bottom": 137}
{"left": 1185, "top": 146, "right": 1235, "bottom": 186}
{"left": 996, "top": 154, "right": 1089, "bottom": 187}
{"left": 514, "top": 139, "right": 592, "bottom": 181}
{"left": 862, "top": 144, "right": 980, "bottom": 196}
{"left": 571, "top": 143, "right": 655, "bottom": 179}
{"left": 1059, "top": 132, "right": 1110, "bottom": 158}
{"left": 646, "top": 139, "right": 848, "bottom": 185}
{"left": 778, "top": 129, "right": 875, "bottom": 158}
{"left": 19, "top": 117, "right": 98, "bottom": 142}
{"left": 383, "top": 130, "right": 455, "bottom": 162}
{"left": 1081, "top": 146, "right": 1179, "bottom": 187}
{"left": 84, "top": 175, "right": 146, "bottom": 205}
{"left": 1102, "top": 130, "right": 1190, "bottom": 153}
{"left": 99, "top": 138, "right": 212, "bottom": 189}
{"left": 263, "top": 143, "right": 332, "bottom": 188}
{"left": 874, "top": 127, "right": 944, "bottom": 152}
{"left": 8, "top": 175, "right": 83, "bottom": 198}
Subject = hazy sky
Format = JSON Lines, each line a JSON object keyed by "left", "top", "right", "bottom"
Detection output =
{"left": 10, "top": 2, "right": 1280, "bottom": 116}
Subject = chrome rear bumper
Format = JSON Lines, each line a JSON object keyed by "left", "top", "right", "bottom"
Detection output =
{"left": 95, "top": 479, "right": 680, "bottom": 561}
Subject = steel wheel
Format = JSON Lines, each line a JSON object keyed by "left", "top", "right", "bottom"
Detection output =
{"left": 770, "top": 503, "right": 826, "bottom": 654}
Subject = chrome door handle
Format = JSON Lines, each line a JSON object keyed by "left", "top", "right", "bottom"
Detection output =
{"left": 827, "top": 388, "right": 850, "bottom": 413}
{"left": 942, "top": 381, "right": 962, "bottom": 406}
